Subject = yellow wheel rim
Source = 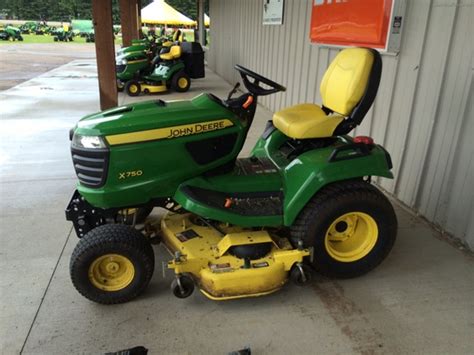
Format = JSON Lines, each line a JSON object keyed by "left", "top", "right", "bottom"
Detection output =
{"left": 129, "top": 84, "right": 139, "bottom": 94}
{"left": 325, "top": 212, "right": 378, "bottom": 263}
{"left": 178, "top": 77, "right": 188, "bottom": 89}
{"left": 88, "top": 254, "right": 135, "bottom": 291}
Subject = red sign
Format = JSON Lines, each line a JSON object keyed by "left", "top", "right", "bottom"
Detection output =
{"left": 310, "top": 0, "right": 393, "bottom": 49}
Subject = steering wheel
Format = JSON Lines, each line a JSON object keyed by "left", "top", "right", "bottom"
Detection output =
{"left": 235, "top": 65, "right": 286, "bottom": 96}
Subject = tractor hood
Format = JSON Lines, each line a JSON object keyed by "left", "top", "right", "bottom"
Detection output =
{"left": 117, "top": 44, "right": 148, "bottom": 56}
{"left": 73, "top": 94, "right": 233, "bottom": 139}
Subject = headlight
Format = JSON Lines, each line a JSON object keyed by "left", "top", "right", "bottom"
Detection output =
{"left": 117, "top": 58, "right": 127, "bottom": 65}
{"left": 72, "top": 134, "right": 107, "bottom": 149}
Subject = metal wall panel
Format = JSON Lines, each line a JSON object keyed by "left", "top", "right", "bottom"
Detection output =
{"left": 208, "top": 0, "right": 474, "bottom": 248}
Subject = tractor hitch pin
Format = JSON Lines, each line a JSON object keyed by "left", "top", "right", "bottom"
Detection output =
{"left": 174, "top": 251, "right": 182, "bottom": 262}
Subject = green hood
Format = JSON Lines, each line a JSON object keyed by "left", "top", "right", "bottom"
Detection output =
{"left": 75, "top": 94, "right": 232, "bottom": 138}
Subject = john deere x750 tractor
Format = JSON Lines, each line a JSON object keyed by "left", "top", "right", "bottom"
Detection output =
{"left": 66, "top": 48, "right": 397, "bottom": 304}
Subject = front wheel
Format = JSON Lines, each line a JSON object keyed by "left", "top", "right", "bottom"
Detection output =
{"left": 70, "top": 224, "right": 155, "bottom": 304}
{"left": 125, "top": 80, "right": 141, "bottom": 96}
{"left": 116, "top": 79, "right": 125, "bottom": 92}
{"left": 291, "top": 180, "right": 397, "bottom": 279}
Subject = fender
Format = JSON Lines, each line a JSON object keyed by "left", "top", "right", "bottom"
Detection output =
{"left": 282, "top": 144, "right": 393, "bottom": 226}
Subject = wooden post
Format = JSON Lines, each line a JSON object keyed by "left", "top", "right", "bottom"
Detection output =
{"left": 120, "top": 0, "right": 132, "bottom": 47}
{"left": 92, "top": 0, "right": 118, "bottom": 110}
{"left": 137, "top": 0, "right": 142, "bottom": 35}
{"left": 130, "top": 0, "right": 140, "bottom": 39}
{"left": 197, "top": 0, "right": 205, "bottom": 46}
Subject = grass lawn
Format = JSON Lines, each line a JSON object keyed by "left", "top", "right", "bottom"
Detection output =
{"left": 0, "top": 33, "right": 122, "bottom": 45}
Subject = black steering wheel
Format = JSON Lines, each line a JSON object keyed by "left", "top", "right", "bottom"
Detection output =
{"left": 235, "top": 65, "right": 286, "bottom": 96}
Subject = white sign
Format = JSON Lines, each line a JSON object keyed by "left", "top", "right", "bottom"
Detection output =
{"left": 263, "top": 0, "right": 284, "bottom": 25}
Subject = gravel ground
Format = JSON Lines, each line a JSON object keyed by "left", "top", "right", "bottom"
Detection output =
{"left": 0, "top": 43, "right": 96, "bottom": 91}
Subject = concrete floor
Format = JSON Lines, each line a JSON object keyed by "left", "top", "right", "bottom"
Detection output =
{"left": 0, "top": 43, "right": 95, "bottom": 91}
{"left": 0, "top": 59, "right": 473, "bottom": 355}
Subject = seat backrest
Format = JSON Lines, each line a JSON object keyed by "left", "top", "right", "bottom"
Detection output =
{"left": 172, "top": 29, "right": 182, "bottom": 42}
{"left": 169, "top": 45, "right": 182, "bottom": 59}
{"left": 320, "top": 48, "right": 381, "bottom": 119}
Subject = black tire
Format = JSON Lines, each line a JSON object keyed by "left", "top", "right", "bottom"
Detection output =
{"left": 171, "top": 71, "right": 191, "bottom": 92}
{"left": 125, "top": 80, "right": 141, "bottom": 96}
{"left": 171, "top": 275, "right": 194, "bottom": 298}
{"left": 291, "top": 180, "right": 397, "bottom": 279}
{"left": 70, "top": 224, "right": 155, "bottom": 304}
{"left": 18, "top": 36, "right": 24, "bottom": 41}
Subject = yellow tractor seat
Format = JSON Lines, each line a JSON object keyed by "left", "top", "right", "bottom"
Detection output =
{"left": 160, "top": 45, "right": 182, "bottom": 61}
{"left": 273, "top": 104, "right": 344, "bottom": 139}
{"left": 162, "top": 40, "right": 173, "bottom": 47}
{"left": 273, "top": 47, "right": 382, "bottom": 139}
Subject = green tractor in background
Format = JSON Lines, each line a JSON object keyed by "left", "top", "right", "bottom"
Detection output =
{"left": 19, "top": 21, "right": 37, "bottom": 34}
{"left": 0, "top": 25, "right": 23, "bottom": 41}
{"left": 121, "top": 42, "right": 205, "bottom": 96}
{"left": 52, "top": 26, "right": 74, "bottom": 42}
{"left": 66, "top": 47, "right": 398, "bottom": 304}
{"left": 71, "top": 20, "right": 95, "bottom": 43}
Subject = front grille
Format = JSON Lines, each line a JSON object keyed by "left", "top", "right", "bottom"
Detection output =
{"left": 116, "top": 64, "right": 126, "bottom": 73}
{"left": 71, "top": 147, "right": 109, "bottom": 188}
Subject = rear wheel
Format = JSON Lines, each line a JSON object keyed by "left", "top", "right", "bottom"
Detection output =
{"left": 125, "top": 80, "right": 141, "bottom": 96}
{"left": 70, "top": 224, "right": 155, "bottom": 304}
{"left": 171, "top": 71, "right": 191, "bottom": 92}
{"left": 291, "top": 180, "right": 397, "bottom": 278}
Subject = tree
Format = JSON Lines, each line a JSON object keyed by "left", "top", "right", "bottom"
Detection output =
{"left": 0, "top": 0, "right": 209, "bottom": 23}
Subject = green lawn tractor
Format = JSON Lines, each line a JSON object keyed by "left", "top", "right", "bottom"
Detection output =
{"left": 19, "top": 21, "right": 37, "bottom": 34}
{"left": 116, "top": 51, "right": 153, "bottom": 91}
{"left": 85, "top": 32, "right": 95, "bottom": 43}
{"left": 34, "top": 23, "right": 51, "bottom": 35}
{"left": 123, "top": 42, "right": 205, "bottom": 96}
{"left": 0, "top": 26, "right": 23, "bottom": 41}
{"left": 66, "top": 47, "right": 397, "bottom": 304}
{"left": 53, "top": 28, "right": 74, "bottom": 42}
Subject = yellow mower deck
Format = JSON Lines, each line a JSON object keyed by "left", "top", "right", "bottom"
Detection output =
{"left": 160, "top": 212, "right": 310, "bottom": 300}
{"left": 142, "top": 83, "right": 167, "bottom": 94}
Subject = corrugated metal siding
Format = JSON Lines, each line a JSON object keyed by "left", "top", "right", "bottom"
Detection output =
{"left": 208, "top": 0, "right": 474, "bottom": 248}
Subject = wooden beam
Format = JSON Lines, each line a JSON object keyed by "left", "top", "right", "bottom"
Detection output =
{"left": 197, "top": 0, "right": 205, "bottom": 46}
{"left": 137, "top": 0, "right": 142, "bottom": 31}
{"left": 92, "top": 0, "right": 118, "bottom": 110}
{"left": 130, "top": 0, "right": 140, "bottom": 39}
{"left": 120, "top": 0, "right": 133, "bottom": 47}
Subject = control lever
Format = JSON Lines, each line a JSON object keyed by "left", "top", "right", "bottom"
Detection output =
{"left": 227, "top": 82, "right": 240, "bottom": 100}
